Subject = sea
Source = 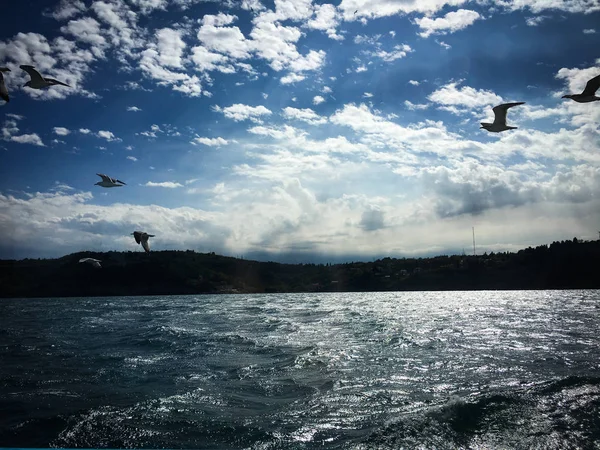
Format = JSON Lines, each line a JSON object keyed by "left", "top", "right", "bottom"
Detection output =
{"left": 1, "top": 290, "right": 599, "bottom": 449}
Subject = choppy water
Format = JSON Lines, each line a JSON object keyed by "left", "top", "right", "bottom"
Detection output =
{"left": 1, "top": 291, "right": 600, "bottom": 449}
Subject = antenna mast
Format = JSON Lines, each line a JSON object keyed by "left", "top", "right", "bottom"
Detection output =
{"left": 472, "top": 227, "right": 476, "bottom": 256}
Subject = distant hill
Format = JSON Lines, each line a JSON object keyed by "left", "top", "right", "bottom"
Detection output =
{"left": 1, "top": 239, "right": 599, "bottom": 298}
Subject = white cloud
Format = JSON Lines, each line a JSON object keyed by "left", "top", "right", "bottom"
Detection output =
{"left": 362, "top": 92, "right": 373, "bottom": 98}
{"left": 97, "top": 130, "right": 121, "bottom": 141}
{"left": 409, "top": 80, "right": 420, "bottom": 86}
{"left": 356, "top": 65, "right": 368, "bottom": 73}
{"left": 250, "top": 17, "right": 324, "bottom": 74}
{"left": 190, "top": 45, "right": 232, "bottom": 73}
{"left": 212, "top": 103, "right": 272, "bottom": 122}
{"left": 2, "top": 120, "right": 19, "bottom": 139}
{"left": 313, "top": 95, "right": 325, "bottom": 105}
{"left": 497, "top": 0, "right": 600, "bottom": 14}
{"left": 197, "top": 13, "right": 252, "bottom": 60}
{"left": 10, "top": 134, "right": 44, "bottom": 146}
{"left": 79, "top": 128, "right": 91, "bottom": 134}
{"left": 339, "top": 0, "right": 471, "bottom": 19}
{"left": 405, "top": 100, "right": 430, "bottom": 110}
{"left": 91, "top": 0, "right": 143, "bottom": 59}
{"left": 127, "top": 106, "right": 142, "bottom": 112}
{"left": 127, "top": 155, "right": 138, "bottom": 161}
{"left": 60, "top": 17, "right": 108, "bottom": 57}
{"left": 192, "top": 137, "right": 229, "bottom": 146}
{"left": 354, "top": 34, "right": 382, "bottom": 45}
{"left": 2, "top": 119, "right": 45, "bottom": 146}
{"left": 305, "top": 3, "right": 343, "bottom": 40}
{"left": 280, "top": 73, "right": 306, "bottom": 84}
{"left": 144, "top": 181, "right": 183, "bottom": 188}
{"left": 50, "top": 0, "right": 86, "bottom": 20}
{"left": 139, "top": 27, "right": 202, "bottom": 97}
{"left": 340, "top": 0, "right": 600, "bottom": 20}
{"left": 583, "top": 29, "right": 596, "bottom": 34}
{"left": 525, "top": 15, "right": 548, "bottom": 26}
{"left": 130, "top": 0, "right": 168, "bottom": 14}
{"left": 415, "top": 9, "right": 481, "bottom": 38}
{"left": 201, "top": 12, "right": 238, "bottom": 27}
{"left": 428, "top": 80, "right": 503, "bottom": 112}
{"left": 372, "top": 44, "right": 413, "bottom": 61}
{"left": 282, "top": 107, "right": 327, "bottom": 125}
{"left": 53, "top": 127, "right": 70, "bottom": 136}
{"left": 289, "top": 50, "right": 326, "bottom": 72}
{"left": 140, "top": 131, "right": 158, "bottom": 138}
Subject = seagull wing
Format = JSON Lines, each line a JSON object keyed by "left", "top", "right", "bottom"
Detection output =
{"left": 133, "top": 231, "right": 142, "bottom": 244}
{"left": 96, "top": 173, "right": 112, "bottom": 182}
{"left": 115, "top": 179, "right": 127, "bottom": 185}
{"left": 141, "top": 236, "right": 151, "bottom": 253}
{"left": 79, "top": 258, "right": 90, "bottom": 263}
{"left": 492, "top": 102, "right": 525, "bottom": 125}
{"left": 0, "top": 72, "right": 8, "bottom": 103}
{"left": 45, "top": 78, "right": 70, "bottom": 87}
{"left": 581, "top": 74, "right": 600, "bottom": 97}
{"left": 20, "top": 65, "right": 45, "bottom": 84}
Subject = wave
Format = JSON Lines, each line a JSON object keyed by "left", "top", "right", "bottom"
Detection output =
{"left": 362, "top": 375, "right": 600, "bottom": 449}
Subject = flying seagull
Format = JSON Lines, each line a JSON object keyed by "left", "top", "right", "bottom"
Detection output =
{"left": 480, "top": 102, "right": 525, "bottom": 133}
{"left": 95, "top": 173, "right": 126, "bottom": 188}
{"left": 79, "top": 258, "right": 102, "bottom": 269}
{"left": 132, "top": 231, "right": 155, "bottom": 253}
{"left": 0, "top": 67, "right": 10, "bottom": 103}
{"left": 20, "top": 65, "right": 70, "bottom": 89}
{"left": 562, "top": 74, "right": 600, "bottom": 103}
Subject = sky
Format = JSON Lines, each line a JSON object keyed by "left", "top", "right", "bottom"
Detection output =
{"left": 0, "top": 0, "right": 599, "bottom": 263}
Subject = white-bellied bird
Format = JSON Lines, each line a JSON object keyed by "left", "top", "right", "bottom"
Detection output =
{"left": 20, "top": 65, "right": 70, "bottom": 89}
{"left": 95, "top": 173, "right": 126, "bottom": 188}
{"left": 79, "top": 258, "right": 102, "bottom": 269}
{"left": 132, "top": 231, "right": 155, "bottom": 253}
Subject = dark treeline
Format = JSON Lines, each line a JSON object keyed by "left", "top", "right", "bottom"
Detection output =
{"left": 1, "top": 238, "right": 599, "bottom": 298}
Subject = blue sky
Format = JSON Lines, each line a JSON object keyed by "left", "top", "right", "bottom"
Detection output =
{"left": 0, "top": 0, "right": 599, "bottom": 262}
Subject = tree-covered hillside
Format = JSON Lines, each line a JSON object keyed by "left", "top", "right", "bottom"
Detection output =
{"left": 1, "top": 239, "right": 599, "bottom": 298}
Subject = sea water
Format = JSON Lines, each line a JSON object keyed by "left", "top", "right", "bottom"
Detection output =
{"left": 1, "top": 290, "right": 599, "bottom": 448}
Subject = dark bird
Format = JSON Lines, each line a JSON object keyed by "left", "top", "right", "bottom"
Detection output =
{"left": 562, "top": 74, "right": 600, "bottom": 103}
{"left": 131, "top": 231, "right": 155, "bottom": 253}
{"left": 0, "top": 67, "right": 10, "bottom": 102}
{"left": 480, "top": 102, "right": 525, "bottom": 133}
{"left": 20, "top": 65, "right": 70, "bottom": 89}
{"left": 354, "top": 9, "right": 358, "bottom": 14}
